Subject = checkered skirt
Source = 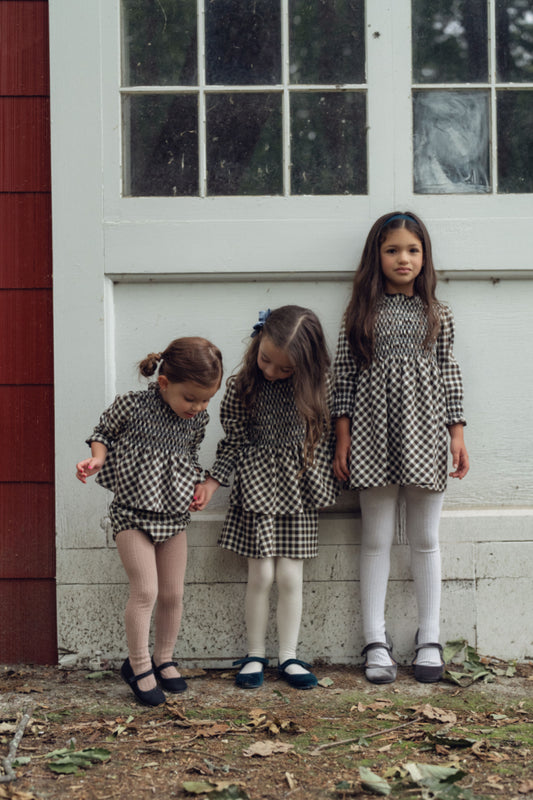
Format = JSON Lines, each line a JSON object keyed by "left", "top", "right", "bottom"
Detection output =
{"left": 210, "top": 377, "right": 338, "bottom": 559}
{"left": 333, "top": 295, "right": 465, "bottom": 493}
{"left": 86, "top": 383, "right": 208, "bottom": 527}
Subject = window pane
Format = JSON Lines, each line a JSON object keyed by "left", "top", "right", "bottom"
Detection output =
{"left": 289, "top": 0, "right": 365, "bottom": 84}
{"left": 412, "top": 0, "right": 488, "bottom": 83}
{"left": 205, "top": 0, "right": 281, "bottom": 85}
{"left": 122, "top": 0, "right": 197, "bottom": 86}
{"left": 291, "top": 92, "right": 367, "bottom": 195}
{"left": 413, "top": 91, "right": 490, "bottom": 194}
{"left": 497, "top": 91, "right": 533, "bottom": 193}
{"left": 124, "top": 95, "right": 198, "bottom": 196}
{"left": 206, "top": 94, "right": 282, "bottom": 195}
{"left": 496, "top": 1, "right": 533, "bottom": 82}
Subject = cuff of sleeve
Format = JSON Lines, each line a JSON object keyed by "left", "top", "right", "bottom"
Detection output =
{"left": 332, "top": 405, "right": 353, "bottom": 419}
{"left": 447, "top": 415, "right": 466, "bottom": 427}
{"left": 206, "top": 465, "right": 231, "bottom": 488}
{"left": 86, "top": 434, "right": 110, "bottom": 448}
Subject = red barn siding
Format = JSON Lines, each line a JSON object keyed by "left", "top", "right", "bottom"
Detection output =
{"left": 0, "top": 0, "right": 56, "bottom": 664}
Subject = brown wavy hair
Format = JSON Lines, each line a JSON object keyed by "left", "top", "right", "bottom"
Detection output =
{"left": 344, "top": 211, "right": 442, "bottom": 369}
{"left": 138, "top": 336, "right": 223, "bottom": 388}
{"left": 232, "top": 305, "right": 331, "bottom": 469}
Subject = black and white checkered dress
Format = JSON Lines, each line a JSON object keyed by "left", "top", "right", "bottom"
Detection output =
{"left": 333, "top": 294, "right": 466, "bottom": 493}
{"left": 86, "top": 383, "right": 208, "bottom": 541}
{"left": 209, "top": 376, "right": 338, "bottom": 559}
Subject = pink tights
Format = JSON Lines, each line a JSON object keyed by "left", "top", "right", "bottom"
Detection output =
{"left": 116, "top": 529, "right": 187, "bottom": 691}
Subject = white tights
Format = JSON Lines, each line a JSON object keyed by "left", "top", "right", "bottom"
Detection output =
{"left": 240, "top": 557, "right": 309, "bottom": 676}
{"left": 359, "top": 485, "right": 444, "bottom": 667}
{"left": 116, "top": 529, "right": 187, "bottom": 691}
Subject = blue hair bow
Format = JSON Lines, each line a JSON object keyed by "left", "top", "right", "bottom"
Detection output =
{"left": 251, "top": 308, "right": 271, "bottom": 338}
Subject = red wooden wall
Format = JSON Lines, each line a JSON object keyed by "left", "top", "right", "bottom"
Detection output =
{"left": 0, "top": 0, "right": 57, "bottom": 663}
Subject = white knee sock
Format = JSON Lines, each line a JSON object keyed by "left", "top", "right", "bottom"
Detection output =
{"left": 404, "top": 486, "right": 444, "bottom": 667}
{"left": 359, "top": 486, "right": 398, "bottom": 667}
{"left": 240, "top": 558, "right": 275, "bottom": 674}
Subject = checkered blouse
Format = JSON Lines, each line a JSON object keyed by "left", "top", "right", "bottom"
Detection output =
{"left": 209, "top": 376, "right": 338, "bottom": 515}
{"left": 333, "top": 294, "right": 466, "bottom": 493}
{"left": 86, "top": 383, "right": 208, "bottom": 515}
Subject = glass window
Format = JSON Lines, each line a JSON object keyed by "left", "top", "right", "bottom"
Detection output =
{"left": 412, "top": 0, "right": 488, "bottom": 83}
{"left": 497, "top": 90, "right": 533, "bottom": 193}
{"left": 289, "top": 0, "right": 365, "bottom": 84}
{"left": 122, "top": 0, "right": 197, "bottom": 85}
{"left": 413, "top": 91, "right": 490, "bottom": 194}
{"left": 291, "top": 92, "right": 367, "bottom": 195}
{"left": 412, "top": 0, "right": 533, "bottom": 195}
{"left": 206, "top": 94, "right": 282, "bottom": 195}
{"left": 121, "top": 0, "right": 367, "bottom": 197}
{"left": 205, "top": 1, "right": 281, "bottom": 85}
{"left": 496, "top": 0, "right": 533, "bottom": 82}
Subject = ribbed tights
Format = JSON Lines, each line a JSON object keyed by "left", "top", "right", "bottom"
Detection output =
{"left": 116, "top": 529, "right": 187, "bottom": 691}
{"left": 359, "top": 485, "right": 444, "bottom": 668}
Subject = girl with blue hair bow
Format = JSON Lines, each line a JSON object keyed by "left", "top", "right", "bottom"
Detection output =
{"left": 195, "top": 305, "right": 337, "bottom": 689}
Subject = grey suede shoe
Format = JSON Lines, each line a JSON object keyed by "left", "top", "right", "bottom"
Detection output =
{"left": 413, "top": 631, "right": 445, "bottom": 683}
{"left": 362, "top": 633, "right": 398, "bottom": 685}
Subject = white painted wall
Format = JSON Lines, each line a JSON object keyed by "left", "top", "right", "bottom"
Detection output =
{"left": 50, "top": 0, "right": 533, "bottom": 668}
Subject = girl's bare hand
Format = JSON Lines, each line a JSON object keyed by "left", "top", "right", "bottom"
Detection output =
{"left": 190, "top": 477, "right": 220, "bottom": 511}
{"left": 76, "top": 457, "right": 104, "bottom": 483}
{"left": 333, "top": 441, "right": 351, "bottom": 482}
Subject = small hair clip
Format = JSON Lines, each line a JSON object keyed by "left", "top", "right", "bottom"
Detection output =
{"left": 250, "top": 309, "right": 271, "bottom": 338}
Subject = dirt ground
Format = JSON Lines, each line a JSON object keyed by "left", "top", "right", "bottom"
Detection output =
{"left": 1, "top": 660, "right": 532, "bottom": 800}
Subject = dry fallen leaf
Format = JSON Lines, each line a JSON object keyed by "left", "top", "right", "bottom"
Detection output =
{"left": 285, "top": 772, "right": 297, "bottom": 789}
{"left": 242, "top": 741, "right": 294, "bottom": 758}
{"left": 518, "top": 779, "right": 533, "bottom": 794}
{"left": 410, "top": 704, "right": 457, "bottom": 724}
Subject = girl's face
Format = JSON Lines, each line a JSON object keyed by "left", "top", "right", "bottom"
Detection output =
{"left": 257, "top": 335, "right": 295, "bottom": 382}
{"left": 379, "top": 226, "right": 424, "bottom": 296}
{"left": 158, "top": 376, "right": 219, "bottom": 419}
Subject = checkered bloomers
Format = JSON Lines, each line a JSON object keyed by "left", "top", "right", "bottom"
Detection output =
{"left": 86, "top": 382, "right": 208, "bottom": 541}
{"left": 209, "top": 376, "right": 338, "bottom": 559}
{"left": 333, "top": 294, "right": 466, "bottom": 493}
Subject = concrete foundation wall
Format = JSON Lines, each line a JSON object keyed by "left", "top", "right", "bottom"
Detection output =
{"left": 57, "top": 508, "right": 533, "bottom": 668}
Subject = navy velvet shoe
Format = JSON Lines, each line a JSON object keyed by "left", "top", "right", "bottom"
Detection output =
{"left": 278, "top": 658, "right": 318, "bottom": 690}
{"left": 233, "top": 656, "right": 269, "bottom": 689}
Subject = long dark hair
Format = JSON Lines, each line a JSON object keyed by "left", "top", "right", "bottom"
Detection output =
{"left": 345, "top": 211, "right": 442, "bottom": 368}
{"left": 138, "top": 337, "right": 223, "bottom": 387}
{"left": 232, "top": 305, "right": 331, "bottom": 469}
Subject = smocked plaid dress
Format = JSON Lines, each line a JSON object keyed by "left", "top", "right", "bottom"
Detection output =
{"left": 209, "top": 376, "right": 338, "bottom": 559}
{"left": 86, "top": 382, "right": 208, "bottom": 541}
{"left": 333, "top": 294, "right": 465, "bottom": 493}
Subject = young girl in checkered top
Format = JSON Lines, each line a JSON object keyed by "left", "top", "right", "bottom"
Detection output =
{"left": 195, "top": 306, "right": 337, "bottom": 689}
{"left": 333, "top": 212, "right": 469, "bottom": 685}
{"left": 76, "top": 337, "right": 223, "bottom": 706}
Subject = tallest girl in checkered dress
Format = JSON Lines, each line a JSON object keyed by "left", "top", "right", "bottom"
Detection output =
{"left": 333, "top": 212, "right": 469, "bottom": 685}
{"left": 76, "top": 337, "right": 223, "bottom": 706}
{"left": 195, "top": 306, "right": 338, "bottom": 690}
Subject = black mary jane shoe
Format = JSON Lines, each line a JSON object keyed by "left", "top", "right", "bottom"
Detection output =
{"left": 412, "top": 632, "right": 445, "bottom": 683}
{"left": 120, "top": 658, "right": 166, "bottom": 706}
{"left": 152, "top": 658, "right": 188, "bottom": 693}
{"left": 278, "top": 658, "right": 318, "bottom": 690}
{"left": 233, "top": 656, "right": 269, "bottom": 689}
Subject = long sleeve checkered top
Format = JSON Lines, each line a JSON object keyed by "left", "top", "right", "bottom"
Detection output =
{"left": 86, "top": 382, "right": 208, "bottom": 514}
{"left": 333, "top": 294, "right": 466, "bottom": 492}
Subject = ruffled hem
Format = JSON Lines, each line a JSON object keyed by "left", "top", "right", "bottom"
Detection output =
{"left": 96, "top": 447, "right": 201, "bottom": 514}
